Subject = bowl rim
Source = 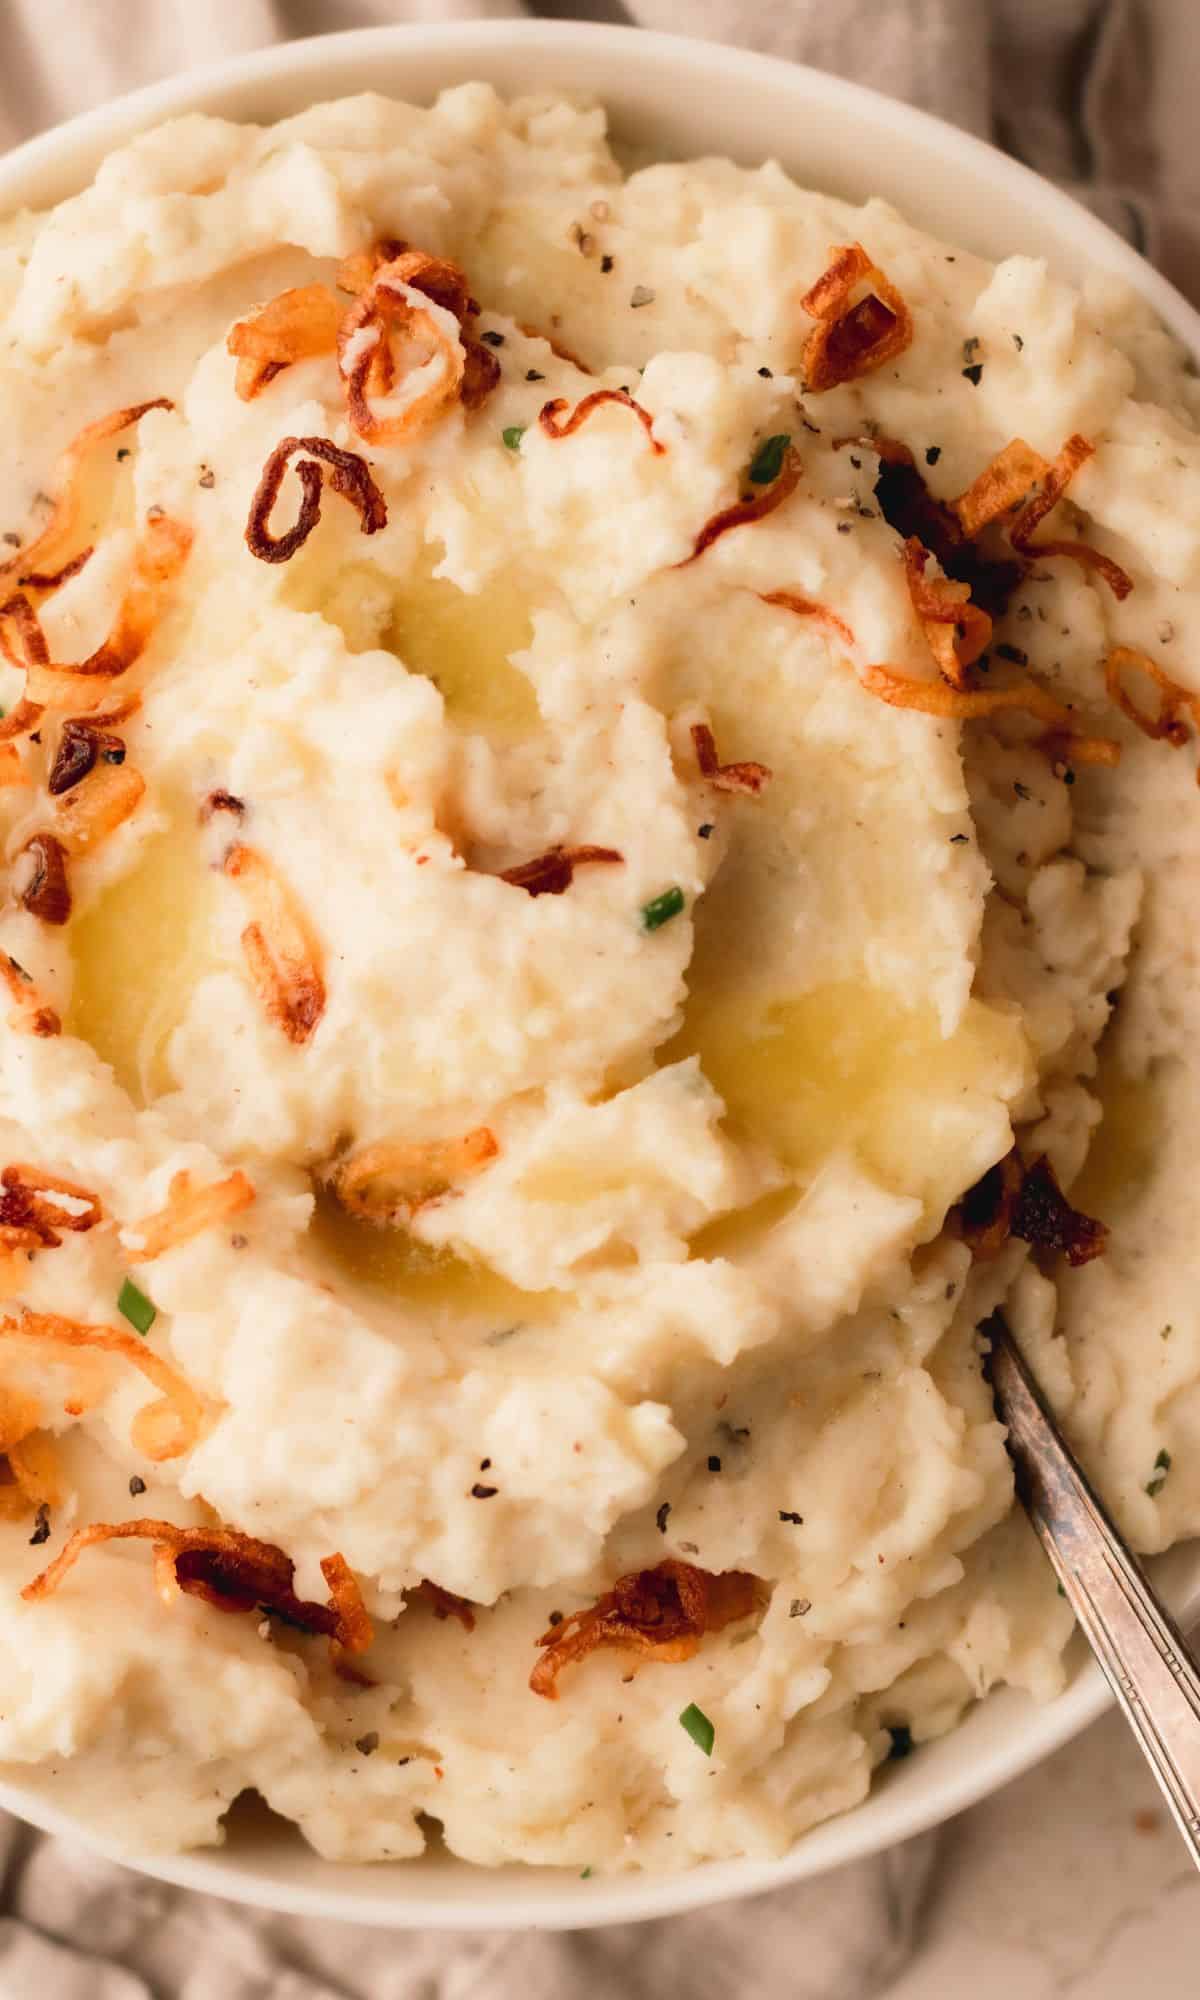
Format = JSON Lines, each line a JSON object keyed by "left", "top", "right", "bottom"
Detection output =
{"left": 0, "top": 13, "right": 1197, "bottom": 1933}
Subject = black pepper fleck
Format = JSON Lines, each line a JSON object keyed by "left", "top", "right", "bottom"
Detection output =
{"left": 697, "top": 823, "right": 714, "bottom": 840}
{"left": 479, "top": 1458, "right": 492, "bottom": 1471}
{"left": 198, "top": 468, "right": 215, "bottom": 489}
{"left": 656, "top": 1501, "right": 671, "bottom": 1534}
{"left": 481, "top": 330, "right": 505, "bottom": 347}
{"left": 778, "top": 1509, "right": 804, "bottom": 1525}
{"left": 29, "top": 1505, "right": 50, "bottom": 1546}
{"left": 470, "top": 1483, "right": 498, "bottom": 1499}
{"left": 707, "top": 1455, "right": 722, "bottom": 1473}
{"left": 1013, "top": 780, "right": 1032, "bottom": 800}
{"left": 548, "top": 1610, "right": 564, "bottom": 1626}
{"left": 1013, "top": 333, "right": 1025, "bottom": 351}
{"left": 949, "top": 833, "right": 968, "bottom": 844}
{"left": 995, "top": 642, "right": 1028, "bottom": 665}
{"left": 525, "top": 369, "right": 545, "bottom": 382}
{"left": 129, "top": 1475, "right": 146, "bottom": 1497}
{"left": 355, "top": 1732, "right": 379, "bottom": 1756}
{"left": 925, "top": 445, "right": 942, "bottom": 466}
{"left": 789, "top": 1597, "right": 811, "bottom": 1618}
{"left": 836, "top": 521, "right": 852, "bottom": 534}
{"left": 962, "top": 363, "right": 984, "bottom": 386}
{"left": 116, "top": 448, "right": 131, "bottom": 462}
{"left": 600, "top": 254, "right": 614, "bottom": 274}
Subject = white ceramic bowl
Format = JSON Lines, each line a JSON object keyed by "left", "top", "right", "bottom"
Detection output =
{"left": 2, "top": 17, "right": 1198, "bottom": 1933}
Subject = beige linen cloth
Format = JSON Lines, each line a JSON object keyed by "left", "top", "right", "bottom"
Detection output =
{"left": 0, "top": 3, "right": 1196, "bottom": 1995}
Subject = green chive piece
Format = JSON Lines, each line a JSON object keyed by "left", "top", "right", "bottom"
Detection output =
{"left": 641, "top": 885, "right": 685, "bottom": 933}
{"left": 747, "top": 432, "right": 791, "bottom": 485}
{"left": 1146, "top": 1448, "right": 1172, "bottom": 1497}
{"left": 886, "top": 1724, "right": 914, "bottom": 1761}
{"left": 580, "top": 1865, "right": 593, "bottom": 1879}
{"left": 502, "top": 425, "right": 526, "bottom": 452}
{"left": 118, "top": 1276, "right": 157, "bottom": 1336}
{"left": 679, "top": 1702, "right": 715, "bottom": 1756}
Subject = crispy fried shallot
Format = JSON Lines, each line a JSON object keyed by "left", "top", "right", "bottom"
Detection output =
{"left": 0, "top": 401, "right": 171, "bottom": 593}
{"left": 1014, "top": 1156, "right": 1109, "bottom": 1265}
{"left": 869, "top": 438, "right": 1023, "bottom": 619}
{"left": 498, "top": 845, "right": 624, "bottom": 896}
{"left": 47, "top": 716, "right": 126, "bottom": 797}
{"left": 16, "top": 833, "right": 71, "bottom": 925}
{"left": 0, "top": 956, "right": 60, "bottom": 1038}
{"left": 901, "top": 537, "right": 991, "bottom": 687}
{"left": 1037, "top": 728, "right": 1123, "bottom": 771}
{"left": 951, "top": 439, "right": 1049, "bottom": 537}
{"left": 26, "top": 512, "right": 193, "bottom": 713}
{"left": 675, "top": 444, "right": 803, "bottom": 568}
{"left": 1105, "top": 646, "right": 1200, "bottom": 755}
{"left": 335, "top": 239, "right": 407, "bottom": 297}
{"left": 331, "top": 1127, "right": 499, "bottom": 1225}
{"left": 538, "top": 389, "right": 664, "bottom": 455}
{"left": 530, "top": 1558, "right": 764, "bottom": 1699}
{"left": 123, "top": 1170, "right": 255, "bottom": 1264}
{"left": 957, "top": 1150, "right": 1026, "bottom": 1259}
{"left": 227, "top": 283, "right": 344, "bottom": 401}
{"left": 54, "top": 762, "right": 146, "bottom": 856}
{"left": 690, "top": 721, "right": 772, "bottom": 795}
{"left": 0, "top": 1313, "right": 209, "bottom": 1460}
{"left": 337, "top": 248, "right": 492, "bottom": 445}
{"left": 223, "top": 844, "right": 326, "bottom": 1046}
{"left": 201, "top": 788, "right": 246, "bottom": 821}
{"left": 757, "top": 589, "right": 856, "bottom": 650}
{"left": 22, "top": 1518, "right": 374, "bottom": 1652}
{"left": 0, "top": 1437, "right": 61, "bottom": 1519}
{"left": 0, "top": 1165, "right": 101, "bottom": 1266}
{"left": 799, "top": 243, "right": 913, "bottom": 393}
{"left": 959, "top": 1151, "right": 1108, "bottom": 1267}
{"left": 959, "top": 432, "right": 1134, "bottom": 599}
{"left": 0, "top": 592, "right": 50, "bottom": 741}
{"left": 0, "top": 1390, "right": 62, "bottom": 1518}
{"left": 245, "top": 435, "right": 388, "bottom": 563}
{"left": 411, "top": 1579, "right": 477, "bottom": 1631}
{"left": 858, "top": 659, "right": 1087, "bottom": 733}
{"left": 320, "top": 1551, "right": 375, "bottom": 1654}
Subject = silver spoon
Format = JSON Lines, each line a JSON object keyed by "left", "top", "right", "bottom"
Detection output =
{"left": 986, "top": 1312, "right": 1200, "bottom": 1868}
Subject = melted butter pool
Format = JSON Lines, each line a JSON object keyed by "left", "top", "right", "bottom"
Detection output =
{"left": 66, "top": 808, "right": 221, "bottom": 1102}
{"left": 664, "top": 980, "right": 1030, "bottom": 1224}
{"left": 307, "top": 1183, "right": 557, "bottom": 1330}
{"left": 386, "top": 567, "right": 540, "bottom": 735}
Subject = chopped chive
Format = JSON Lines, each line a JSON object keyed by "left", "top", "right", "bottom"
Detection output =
{"left": 747, "top": 432, "right": 791, "bottom": 484}
{"left": 1146, "top": 1448, "right": 1172, "bottom": 1497}
{"left": 580, "top": 1865, "right": 593, "bottom": 1879}
{"left": 886, "top": 1724, "right": 914, "bottom": 1761}
{"left": 679, "top": 1702, "right": 715, "bottom": 1756}
{"left": 118, "top": 1276, "right": 157, "bottom": 1335}
{"left": 640, "top": 885, "right": 685, "bottom": 933}
{"left": 501, "top": 425, "right": 526, "bottom": 452}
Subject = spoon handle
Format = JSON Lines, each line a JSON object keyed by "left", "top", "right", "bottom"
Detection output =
{"left": 987, "top": 1313, "right": 1200, "bottom": 1870}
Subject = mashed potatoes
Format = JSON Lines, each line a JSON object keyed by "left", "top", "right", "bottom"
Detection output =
{"left": 0, "top": 83, "right": 1196, "bottom": 1871}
